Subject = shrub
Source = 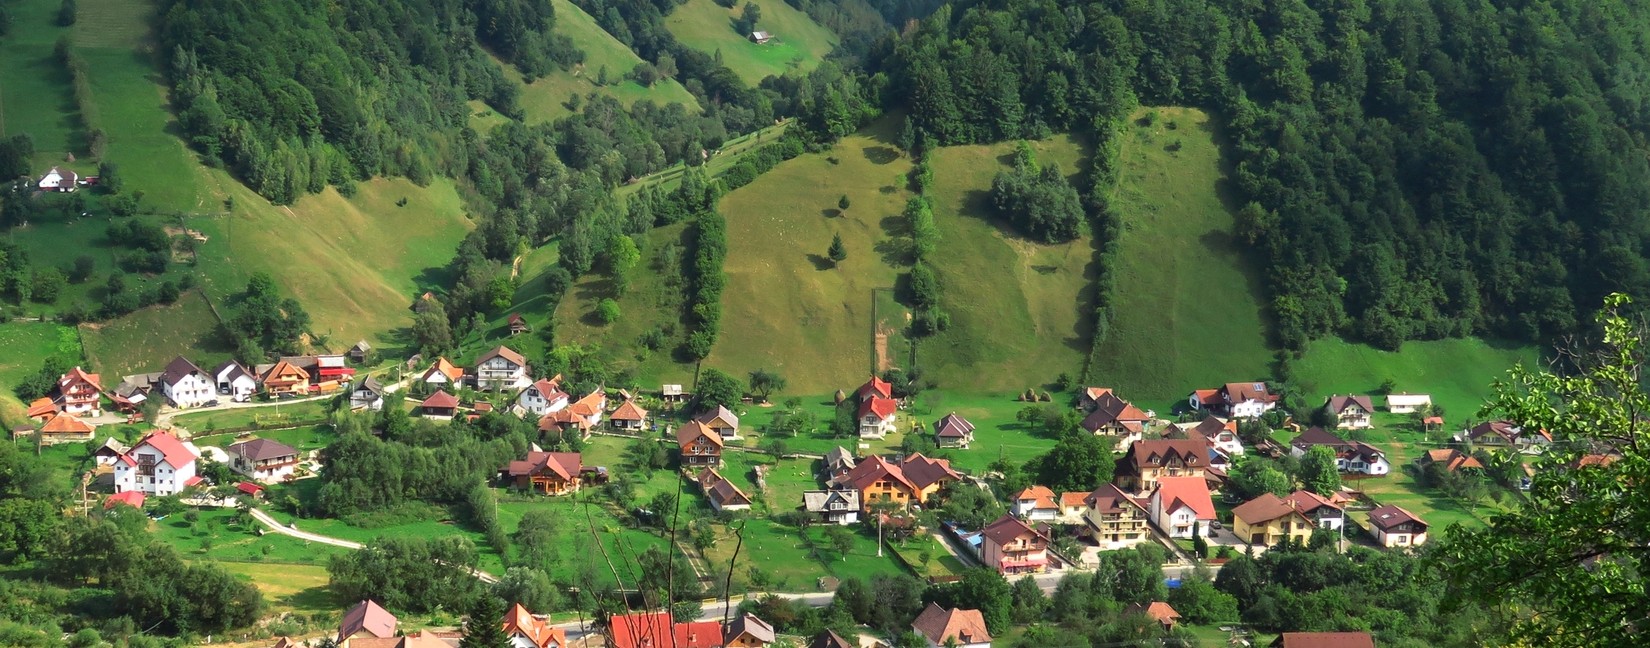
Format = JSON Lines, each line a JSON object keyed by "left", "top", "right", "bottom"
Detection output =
{"left": 596, "top": 298, "right": 621, "bottom": 324}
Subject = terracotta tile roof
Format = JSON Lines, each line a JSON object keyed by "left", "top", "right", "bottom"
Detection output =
{"left": 857, "top": 375, "right": 892, "bottom": 400}
{"left": 1122, "top": 439, "right": 1208, "bottom": 471}
{"left": 1014, "top": 486, "right": 1058, "bottom": 510}
{"left": 677, "top": 421, "right": 724, "bottom": 449}
{"left": 981, "top": 513, "right": 1047, "bottom": 546}
{"left": 501, "top": 603, "right": 565, "bottom": 648}
{"left": 698, "top": 468, "right": 752, "bottom": 508}
{"left": 508, "top": 451, "right": 582, "bottom": 481}
{"left": 477, "top": 345, "right": 527, "bottom": 367}
{"left": 1222, "top": 382, "right": 1277, "bottom": 404}
{"left": 1083, "top": 386, "right": 1114, "bottom": 401}
{"left": 105, "top": 491, "right": 145, "bottom": 509}
{"left": 236, "top": 482, "right": 265, "bottom": 496}
{"left": 40, "top": 412, "right": 93, "bottom": 435}
{"left": 129, "top": 430, "right": 198, "bottom": 469}
{"left": 424, "top": 357, "right": 464, "bottom": 382}
{"left": 911, "top": 603, "right": 990, "bottom": 646}
{"left": 229, "top": 438, "right": 299, "bottom": 462}
{"left": 25, "top": 397, "right": 57, "bottom": 419}
{"left": 858, "top": 396, "right": 897, "bottom": 421}
{"left": 1084, "top": 484, "right": 1147, "bottom": 514}
{"left": 934, "top": 412, "right": 975, "bottom": 438}
{"left": 1422, "top": 448, "right": 1483, "bottom": 472}
{"left": 1325, "top": 394, "right": 1374, "bottom": 414}
{"left": 609, "top": 611, "right": 723, "bottom": 648}
{"left": 694, "top": 405, "right": 739, "bottom": 429}
{"left": 1271, "top": 632, "right": 1375, "bottom": 648}
{"left": 338, "top": 600, "right": 398, "bottom": 641}
{"left": 611, "top": 399, "right": 648, "bottom": 421}
{"left": 1191, "top": 388, "right": 1221, "bottom": 407}
{"left": 421, "top": 390, "right": 459, "bottom": 409}
{"left": 1153, "top": 476, "right": 1215, "bottom": 520}
{"left": 897, "top": 453, "right": 960, "bottom": 489}
{"left": 261, "top": 360, "right": 310, "bottom": 386}
{"left": 841, "top": 455, "right": 918, "bottom": 494}
{"left": 1232, "top": 493, "right": 1310, "bottom": 526}
{"left": 539, "top": 409, "right": 592, "bottom": 431}
{"left": 527, "top": 377, "right": 568, "bottom": 402}
{"left": 1059, "top": 491, "right": 1091, "bottom": 508}
{"left": 1281, "top": 490, "right": 1342, "bottom": 516}
{"left": 1575, "top": 454, "right": 1620, "bottom": 468}
{"left": 1123, "top": 601, "right": 1181, "bottom": 626}
{"left": 59, "top": 366, "right": 102, "bottom": 392}
{"left": 568, "top": 390, "right": 605, "bottom": 417}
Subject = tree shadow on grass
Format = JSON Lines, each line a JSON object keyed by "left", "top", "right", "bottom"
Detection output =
{"left": 862, "top": 146, "right": 900, "bottom": 165}
{"left": 282, "top": 585, "right": 339, "bottom": 614}
{"left": 806, "top": 254, "right": 835, "bottom": 271}
{"left": 874, "top": 238, "right": 912, "bottom": 268}
{"left": 821, "top": 208, "right": 841, "bottom": 218}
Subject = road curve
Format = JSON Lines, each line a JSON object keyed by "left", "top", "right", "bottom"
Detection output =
{"left": 246, "top": 507, "right": 499, "bottom": 583}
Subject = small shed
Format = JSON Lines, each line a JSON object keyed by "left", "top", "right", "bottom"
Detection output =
{"left": 749, "top": 31, "right": 773, "bottom": 44}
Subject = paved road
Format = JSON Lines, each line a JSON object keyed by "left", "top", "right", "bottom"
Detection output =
{"left": 246, "top": 507, "right": 499, "bottom": 583}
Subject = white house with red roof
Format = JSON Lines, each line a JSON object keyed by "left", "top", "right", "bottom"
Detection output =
{"left": 854, "top": 378, "right": 898, "bottom": 439}
{"left": 113, "top": 430, "right": 202, "bottom": 496}
{"left": 1147, "top": 476, "right": 1216, "bottom": 539}
{"left": 57, "top": 366, "right": 103, "bottom": 416}
{"left": 1010, "top": 486, "right": 1059, "bottom": 522}
{"left": 1188, "top": 382, "right": 1278, "bottom": 419}
{"left": 516, "top": 376, "right": 570, "bottom": 416}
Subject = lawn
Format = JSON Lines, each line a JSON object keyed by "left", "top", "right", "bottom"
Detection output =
{"left": 0, "top": 0, "right": 79, "bottom": 166}
{"left": 1291, "top": 337, "right": 1540, "bottom": 420}
{"left": 4, "top": 212, "right": 194, "bottom": 315}
{"left": 550, "top": 222, "right": 698, "bottom": 386}
{"left": 151, "top": 507, "right": 347, "bottom": 565}
{"left": 508, "top": 0, "right": 698, "bottom": 124}
{"left": 193, "top": 424, "right": 339, "bottom": 455}
{"left": 704, "top": 519, "right": 907, "bottom": 593}
{"left": 1345, "top": 434, "right": 1509, "bottom": 532}
{"left": 710, "top": 117, "right": 913, "bottom": 393}
{"left": 495, "top": 497, "right": 671, "bottom": 588}
{"left": 80, "top": 289, "right": 229, "bottom": 377}
{"left": 1087, "top": 107, "right": 1273, "bottom": 409}
{"left": 259, "top": 506, "right": 511, "bottom": 576}
{"left": 171, "top": 400, "right": 333, "bottom": 434}
{"left": 0, "top": 321, "right": 79, "bottom": 425}
{"left": 920, "top": 134, "right": 1094, "bottom": 391}
{"left": 901, "top": 390, "right": 1057, "bottom": 474}
{"left": 665, "top": 0, "right": 837, "bottom": 85}
{"left": 214, "top": 561, "right": 338, "bottom": 619}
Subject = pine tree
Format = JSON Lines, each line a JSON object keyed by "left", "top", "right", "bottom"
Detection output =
{"left": 460, "top": 595, "right": 510, "bottom": 648}
{"left": 828, "top": 233, "right": 847, "bottom": 263}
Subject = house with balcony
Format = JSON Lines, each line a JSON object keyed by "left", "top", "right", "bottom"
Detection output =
{"left": 1082, "top": 484, "right": 1151, "bottom": 549}
{"left": 1290, "top": 427, "right": 1391, "bottom": 475}
{"left": 501, "top": 602, "right": 566, "bottom": 648}
{"left": 911, "top": 604, "right": 991, "bottom": 648}
{"left": 1324, "top": 395, "right": 1375, "bottom": 430}
{"left": 611, "top": 399, "right": 648, "bottom": 431}
{"left": 1010, "top": 486, "right": 1059, "bottom": 522}
{"left": 1188, "top": 382, "right": 1278, "bottom": 419}
{"left": 112, "top": 430, "right": 201, "bottom": 496}
{"left": 227, "top": 438, "right": 301, "bottom": 483}
{"left": 57, "top": 366, "right": 103, "bottom": 416}
{"left": 506, "top": 450, "right": 584, "bottom": 495}
{"left": 1080, "top": 391, "right": 1149, "bottom": 452}
{"left": 803, "top": 489, "right": 861, "bottom": 524}
{"left": 261, "top": 360, "right": 312, "bottom": 398}
{"left": 1282, "top": 489, "right": 1346, "bottom": 531}
{"left": 474, "top": 346, "right": 530, "bottom": 391}
{"left": 835, "top": 453, "right": 960, "bottom": 511}
{"left": 1232, "top": 493, "right": 1314, "bottom": 547}
{"left": 1114, "top": 439, "right": 1209, "bottom": 493}
{"left": 979, "top": 514, "right": 1051, "bottom": 576}
{"left": 678, "top": 421, "right": 725, "bottom": 468}
{"left": 516, "top": 377, "right": 570, "bottom": 416}
{"left": 695, "top": 405, "right": 740, "bottom": 439}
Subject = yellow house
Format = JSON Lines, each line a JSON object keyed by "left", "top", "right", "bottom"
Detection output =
{"left": 261, "top": 360, "right": 311, "bottom": 397}
{"left": 723, "top": 613, "right": 775, "bottom": 647}
{"left": 835, "top": 453, "right": 960, "bottom": 511}
{"left": 1231, "top": 493, "right": 1314, "bottom": 547}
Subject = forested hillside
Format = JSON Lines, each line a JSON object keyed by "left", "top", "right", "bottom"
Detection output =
{"left": 882, "top": 0, "right": 1650, "bottom": 351}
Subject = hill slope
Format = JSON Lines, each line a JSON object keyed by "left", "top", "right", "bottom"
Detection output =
{"left": 507, "top": 0, "right": 699, "bottom": 123}
{"left": 1087, "top": 107, "right": 1273, "bottom": 407}
{"left": 666, "top": 0, "right": 836, "bottom": 85}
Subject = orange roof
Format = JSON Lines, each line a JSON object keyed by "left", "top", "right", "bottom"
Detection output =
{"left": 40, "top": 412, "right": 94, "bottom": 435}
{"left": 611, "top": 399, "right": 648, "bottom": 421}
{"left": 1124, "top": 601, "right": 1181, "bottom": 625}
{"left": 425, "top": 357, "right": 463, "bottom": 381}
{"left": 677, "top": 421, "right": 724, "bottom": 448}
{"left": 1191, "top": 388, "right": 1221, "bottom": 406}
{"left": 25, "top": 398, "right": 57, "bottom": 419}
{"left": 106, "top": 491, "right": 145, "bottom": 509}
{"left": 262, "top": 360, "right": 310, "bottom": 385}
{"left": 501, "top": 603, "right": 564, "bottom": 648}
{"left": 60, "top": 366, "right": 102, "bottom": 391}
{"left": 422, "top": 390, "right": 459, "bottom": 409}
{"left": 569, "top": 390, "right": 606, "bottom": 417}
{"left": 1084, "top": 386, "right": 1114, "bottom": 401}
{"left": 538, "top": 409, "right": 592, "bottom": 431}
{"left": 1154, "top": 476, "right": 1215, "bottom": 520}
{"left": 857, "top": 375, "right": 892, "bottom": 400}
{"left": 1014, "top": 486, "right": 1057, "bottom": 510}
{"left": 1059, "top": 491, "right": 1091, "bottom": 508}
{"left": 911, "top": 603, "right": 990, "bottom": 646}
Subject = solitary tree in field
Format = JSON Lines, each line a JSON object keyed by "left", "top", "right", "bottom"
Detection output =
{"left": 828, "top": 233, "right": 847, "bottom": 264}
{"left": 825, "top": 524, "right": 854, "bottom": 561}
{"left": 838, "top": 194, "right": 851, "bottom": 211}
{"left": 748, "top": 369, "right": 786, "bottom": 403}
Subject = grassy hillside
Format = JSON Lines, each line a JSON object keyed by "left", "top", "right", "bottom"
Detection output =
{"left": 919, "top": 134, "right": 1093, "bottom": 391}
{"left": 708, "top": 117, "right": 912, "bottom": 392}
{"left": 506, "top": 0, "right": 698, "bottom": 123}
{"left": 665, "top": 0, "right": 836, "bottom": 85}
{"left": 1087, "top": 107, "right": 1273, "bottom": 408}
{"left": 1292, "top": 338, "right": 1538, "bottom": 419}
{"left": 81, "top": 289, "right": 231, "bottom": 377}
{"left": 550, "top": 223, "right": 697, "bottom": 384}
{"left": 0, "top": 322, "right": 80, "bottom": 425}
{"left": 0, "top": 0, "right": 78, "bottom": 166}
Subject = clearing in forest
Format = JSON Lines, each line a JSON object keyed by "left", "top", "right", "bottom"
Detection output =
{"left": 504, "top": 0, "right": 699, "bottom": 124}
{"left": 665, "top": 0, "right": 837, "bottom": 86}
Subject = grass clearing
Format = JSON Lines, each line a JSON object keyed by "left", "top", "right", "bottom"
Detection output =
{"left": 1292, "top": 337, "right": 1538, "bottom": 419}
{"left": 0, "top": 0, "right": 78, "bottom": 164}
{"left": 0, "top": 321, "right": 79, "bottom": 425}
{"left": 665, "top": 0, "right": 836, "bottom": 85}
{"left": 152, "top": 507, "right": 347, "bottom": 565}
{"left": 550, "top": 222, "right": 698, "bottom": 386}
{"left": 1088, "top": 107, "right": 1273, "bottom": 408}
{"left": 710, "top": 117, "right": 912, "bottom": 393}
{"left": 5, "top": 212, "right": 192, "bottom": 314}
{"left": 508, "top": 0, "right": 698, "bottom": 123}
{"left": 214, "top": 562, "right": 338, "bottom": 619}
{"left": 920, "top": 134, "right": 1093, "bottom": 391}
{"left": 80, "top": 289, "right": 229, "bottom": 377}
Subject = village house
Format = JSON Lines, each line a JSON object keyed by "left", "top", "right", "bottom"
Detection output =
{"left": 1270, "top": 632, "right": 1375, "bottom": 648}
{"left": 37, "top": 167, "right": 78, "bottom": 192}
{"left": 699, "top": 468, "right": 754, "bottom": 512}
{"left": 350, "top": 376, "right": 386, "bottom": 411}
{"left": 678, "top": 421, "right": 725, "bottom": 467}
{"left": 109, "top": 377, "right": 151, "bottom": 413}
{"left": 161, "top": 356, "right": 215, "bottom": 408}
{"left": 1184, "top": 415, "right": 1245, "bottom": 457}
{"left": 1232, "top": 493, "right": 1315, "bottom": 547}
{"left": 227, "top": 438, "right": 301, "bottom": 483}
{"left": 311, "top": 355, "right": 355, "bottom": 385}
{"left": 979, "top": 514, "right": 1051, "bottom": 576}
{"left": 347, "top": 340, "right": 372, "bottom": 363}
{"left": 611, "top": 399, "right": 648, "bottom": 431}
{"left": 1290, "top": 427, "right": 1391, "bottom": 475}
{"left": 1324, "top": 395, "right": 1375, "bottom": 429}
{"left": 855, "top": 375, "right": 897, "bottom": 438}
{"left": 106, "top": 491, "right": 145, "bottom": 510}
{"left": 1456, "top": 419, "right": 1550, "bottom": 449}
{"left": 809, "top": 630, "right": 854, "bottom": 648}
{"left": 538, "top": 409, "right": 594, "bottom": 441}
{"left": 1188, "top": 382, "right": 1279, "bottom": 419}
{"left": 803, "top": 489, "right": 861, "bottom": 524}
{"left": 260, "top": 359, "right": 312, "bottom": 398}
{"left": 475, "top": 346, "right": 530, "bottom": 391}
{"left": 212, "top": 361, "right": 258, "bottom": 403}
{"left": 568, "top": 389, "right": 606, "bottom": 428}
{"left": 1010, "top": 486, "right": 1059, "bottom": 522}
{"left": 337, "top": 600, "right": 398, "bottom": 647}
{"left": 38, "top": 412, "right": 96, "bottom": 443}
{"left": 421, "top": 390, "right": 459, "bottom": 418}
{"left": 506, "top": 451, "right": 584, "bottom": 495}
{"left": 933, "top": 412, "right": 975, "bottom": 449}
{"left": 1147, "top": 476, "right": 1216, "bottom": 539}
{"left": 835, "top": 453, "right": 960, "bottom": 511}
{"left": 57, "top": 366, "right": 102, "bottom": 416}
{"left": 1080, "top": 391, "right": 1150, "bottom": 451}
{"left": 1385, "top": 393, "right": 1432, "bottom": 414}
{"left": 1057, "top": 491, "right": 1090, "bottom": 523}
{"left": 695, "top": 405, "right": 740, "bottom": 439}
{"left": 1082, "top": 484, "right": 1151, "bottom": 549}
{"left": 1079, "top": 386, "right": 1115, "bottom": 411}
{"left": 516, "top": 377, "right": 570, "bottom": 416}
{"left": 1122, "top": 602, "right": 1181, "bottom": 633}
{"left": 607, "top": 611, "right": 724, "bottom": 648}
{"left": 723, "top": 613, "right": 775, "bottom": 648}
{"left": 911, "top": 603, "right": 991, "bottom": 648}
{"left": 823, "top": 446, "right": 856, "bottom": 480}
{"left": 1419, "top": 448, "right": 1483, "bottom": 473}
{"left": 1114, "top": 438, "right": 1209, "bottom": 493}
{"left": 502, "top": 602, "right": 566, "bottom": 648}
{"left": 93, "top": 438, "right": 129, "bottom": 465}
{"left": 1367, "top": 505, "right": 1429, "bottom": 548}
{"left": 113, "top": 430, "right": 201, "bottom": 496}
{"left": 26, "top": 397, "right": 57, "bottom": 422}
{"left": 507, "top": 313, "right": 531, "bottom": 336}
{"left": 420, "top": 357, "right": 464, "bottom": 389}
{"left": 1282, "top": 489, "right": 1346, "bottom": 531}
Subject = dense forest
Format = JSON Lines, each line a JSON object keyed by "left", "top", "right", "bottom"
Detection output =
{"left": 882, "top": 0, "right": 1650, "bottom": 351}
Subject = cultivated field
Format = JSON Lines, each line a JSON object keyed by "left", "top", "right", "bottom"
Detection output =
{"left": 920, "top": 134, "right": 1093, "bottom": 391}
{"left": 1087, "top": 107, "right": 1273, "bottom": 409}
{"left": 665, "top": 0, "right": 836, "bottom": 85}
{"left": 80, "top": 289, "right": 229, "bottom": 377}
{"left": 507, "top": 0, "right": 699, "bottom": 124}
{"left": 709, "top": 117, "right": 913, "bottom": 393}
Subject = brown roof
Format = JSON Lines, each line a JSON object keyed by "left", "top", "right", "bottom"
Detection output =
{"left": 1223, "top": 382, "right": 1276, "bottom": 404}
{"left": 40, "top": 412, "right": 93, "bottom": 434}
{"left": 262, "top": 359, "right": 310, "bottom": 385}
{"left": 894, "top": 453, "right": 960, "bottom": 489}
{"left": 228, "top": 438, "right": 298, "bottom": 462}
{"left": 477, "top": 345, "right": 527, "bottom": 367}
{"left": 724, "top": 613, "right": 775, "bottom": 644}
{"left": 698, "top": 469, "right": 752, "bottom": 507}
{"left": 1121, "top": 439, "right": 1208, "bottom": 471}
{"left": 1368, "top": 504, "right": 1427, "bottom": 532}
{"left": 162, "top": 356, "right": 204, "bottom": 387}
{"left": 1270, "top": 632, "right": 1375, "bottom": 648}
{"left": 677, "top": 421, "right": 724, "bottom": 449}
{"left": 1080, "top": 392, "right": 1150, "bottom": 432}
{"left": 694, "top": 405, "right": 739, "bottom": 429}
{"left": 612, "top": 399, "right": 648, "bottom": 421}
{"left": 980, "top": 513, "right": 1046, "bottom": 547}
{"left": 1291, "top": 426, "right": 1347, "bottom": 449}
{"left": 1325, "top": 394, "right": 1374, "bottom": 414}
{"left": 507, "top": 451, "right": 582, "bottom": 481}
{"left": 911, "top": 603, "right": 990, "bottom": 645}
{"left": 25, "top": 397, "right": 57, "bottom": 419}
{"left": 1466, "top": 420, "right": 1521, "bottom": 443}
{"left": 421, "top": 390, "right": 459, "bottom": 409}
{"left": 934, "top": 412, "right": 975, "bottom": 439}
{"left": 1084, "top": 484, "right": 1147, "bottom": 514}
{"left": 338, "top": 600, "right": 398, "bottom": 640}
{"left": 1281, "top": 490, "right": 1342, "bottom": 516}
{"left": 809, "top": 630, "right": 855, "bottom": 648}
{"left": 60, "top": 366, "right": 102, "bottom": 392}
{"left": 1232, "top": 493, "right": 1310, "bottom": 526}
{"left": 539, "top": 409, "right": 592, "bottom": 432}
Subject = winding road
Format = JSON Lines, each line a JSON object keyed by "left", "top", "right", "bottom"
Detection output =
{"left": 245, "top": 507, "right": 499, "bottom": 583}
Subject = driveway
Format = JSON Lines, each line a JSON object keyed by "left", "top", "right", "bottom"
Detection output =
{"left": 245, "top": 507, "right": 499, "bottom": 583}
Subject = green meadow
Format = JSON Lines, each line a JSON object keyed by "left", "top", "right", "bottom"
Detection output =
{"left": 80, "top": 289, "right": 229, "bottom": 377}
{"left": 665, "top": 0, "right": 837, "bottom": 85}
{"left": 507, "top": 0, "right": 699, "bottom": 124}
{"left": 1291, "top": 337, "right": 1539, "bottom": 419}
{"left": 0, "top": 0, "right": 80, "bottom": 166}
